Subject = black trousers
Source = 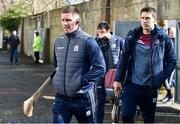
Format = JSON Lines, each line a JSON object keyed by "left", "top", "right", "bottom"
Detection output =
{"left": 34, "top": 52, "right": 39, "bottom": 63}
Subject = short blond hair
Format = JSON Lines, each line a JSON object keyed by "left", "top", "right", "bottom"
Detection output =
{"left": 61, "top": 6, "right": 80, "bottom": 22}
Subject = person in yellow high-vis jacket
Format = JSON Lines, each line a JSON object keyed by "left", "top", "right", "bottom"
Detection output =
{"left": 32, "top": 32, "right": 43, "bottom": 64}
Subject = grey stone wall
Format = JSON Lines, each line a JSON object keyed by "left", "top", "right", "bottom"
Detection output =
{"left": 21, "top": 0, "right": 180, "bottom": 63}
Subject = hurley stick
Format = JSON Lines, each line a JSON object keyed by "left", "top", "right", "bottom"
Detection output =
{"left": 23, "top": 71, "right": 56, "bottom": 117}
{"left": 111, "top": 89, "right": 121, "bottom": 123}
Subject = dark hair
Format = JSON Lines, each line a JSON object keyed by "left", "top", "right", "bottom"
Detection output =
{"left": 140, "top": 6, "right": 157, "bottom": 18}
{"left": 167, "top": 28, "right": 171, "bottom": 35}
{"left": 97, "top": 21, "right": 110, "bottom": 30}
{"left": 35, "top": 32, "right": 39, "bottom": 36}
{"left": 61, "top": 6, "right": 80, "bottom": 15}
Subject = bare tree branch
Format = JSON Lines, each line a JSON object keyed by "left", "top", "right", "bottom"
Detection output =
{"left": 1, "top": 0, "right": 8, "bottom": 10}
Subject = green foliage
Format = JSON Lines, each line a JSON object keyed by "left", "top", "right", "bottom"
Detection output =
{"left": 0, "top": 7, "right": 24, "bottom": 32}
{"left": 0, "top": 16, "right": 21, "bottom": 32}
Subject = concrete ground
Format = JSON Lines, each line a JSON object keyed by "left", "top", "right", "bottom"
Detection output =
{"left": 0, "top": 50, "right": 180, "bottom": 123}
{"left": 0, "top": 50, "right": 54, "bottom": 123}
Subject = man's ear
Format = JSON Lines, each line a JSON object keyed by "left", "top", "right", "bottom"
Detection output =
{"left": 74, "top": 14, "right": 80, "bottom": 25}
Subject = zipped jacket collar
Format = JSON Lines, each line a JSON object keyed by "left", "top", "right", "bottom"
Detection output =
{"left": 135, "top": 25, "right": 166, "bottom": 38}
{"left": 65, "top": 27, "right": 80, "bottom": 38}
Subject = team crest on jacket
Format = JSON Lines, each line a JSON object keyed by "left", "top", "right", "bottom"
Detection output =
{"left": 73, "top": 45, "right": 79, "bottom": 52}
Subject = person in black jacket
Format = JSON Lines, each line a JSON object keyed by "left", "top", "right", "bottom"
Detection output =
{"left": 52, "top": 6, "right": 106, "bottom": 123}
{"left": 8, "top": 30, "right": 20, "bottom": 65}
{"left": 113, "top": 6, "right": 176, "bottom": 123}
{"left": 2, "top": 33, "right": 9, "bottom": 53}
{"left": 95, "top": 21, "right": 124, "bottom": 123}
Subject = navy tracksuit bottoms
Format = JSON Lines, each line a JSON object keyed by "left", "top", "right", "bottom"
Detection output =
{"left": 121, "top": 83, "right": 158, "bottom": 123}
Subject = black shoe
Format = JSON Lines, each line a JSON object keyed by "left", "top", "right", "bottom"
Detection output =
{"left": 15, "top": 63, "right": 19, "bottom": 66}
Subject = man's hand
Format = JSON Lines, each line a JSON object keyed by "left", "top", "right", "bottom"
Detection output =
{"left": 104, "top": 33, "right": 112, "bottom": 40}
{"left": 113, "top": 81, "right": 122, "bottom": 92}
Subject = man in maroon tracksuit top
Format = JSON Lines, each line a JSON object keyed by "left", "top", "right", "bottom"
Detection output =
{"left": 113, "top": 6, "right": 176, "bottom": 123}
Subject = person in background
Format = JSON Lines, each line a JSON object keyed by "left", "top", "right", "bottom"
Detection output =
{"left": 32, "top": 32, "right": 43, "bottom": 64}
{"left": 2, "top": 33, "right": 9, "bottom": 53}
{"left": 113, "top": 6, "right": 176, "bottom": 123}
{"left": 161, "top": 27, "right": 176, "bottom": 103}
{"left": 168, "top": 27, "right": 175, "bottom": 43}
{"left": 95, "top": 21, "right": 124, "bottom": 123}
{"left": 52, "top": 6, "right": 106, "bottom": 123}
{"left": 8, "top": 30, "right": 20, "bottom": 65}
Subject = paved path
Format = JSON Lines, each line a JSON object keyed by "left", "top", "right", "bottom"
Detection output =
{"left": 0, "top": 51, "right": 54, "bottom": 123}
{"left": 0, "top": 50, "right": 180, "bottom": 123}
